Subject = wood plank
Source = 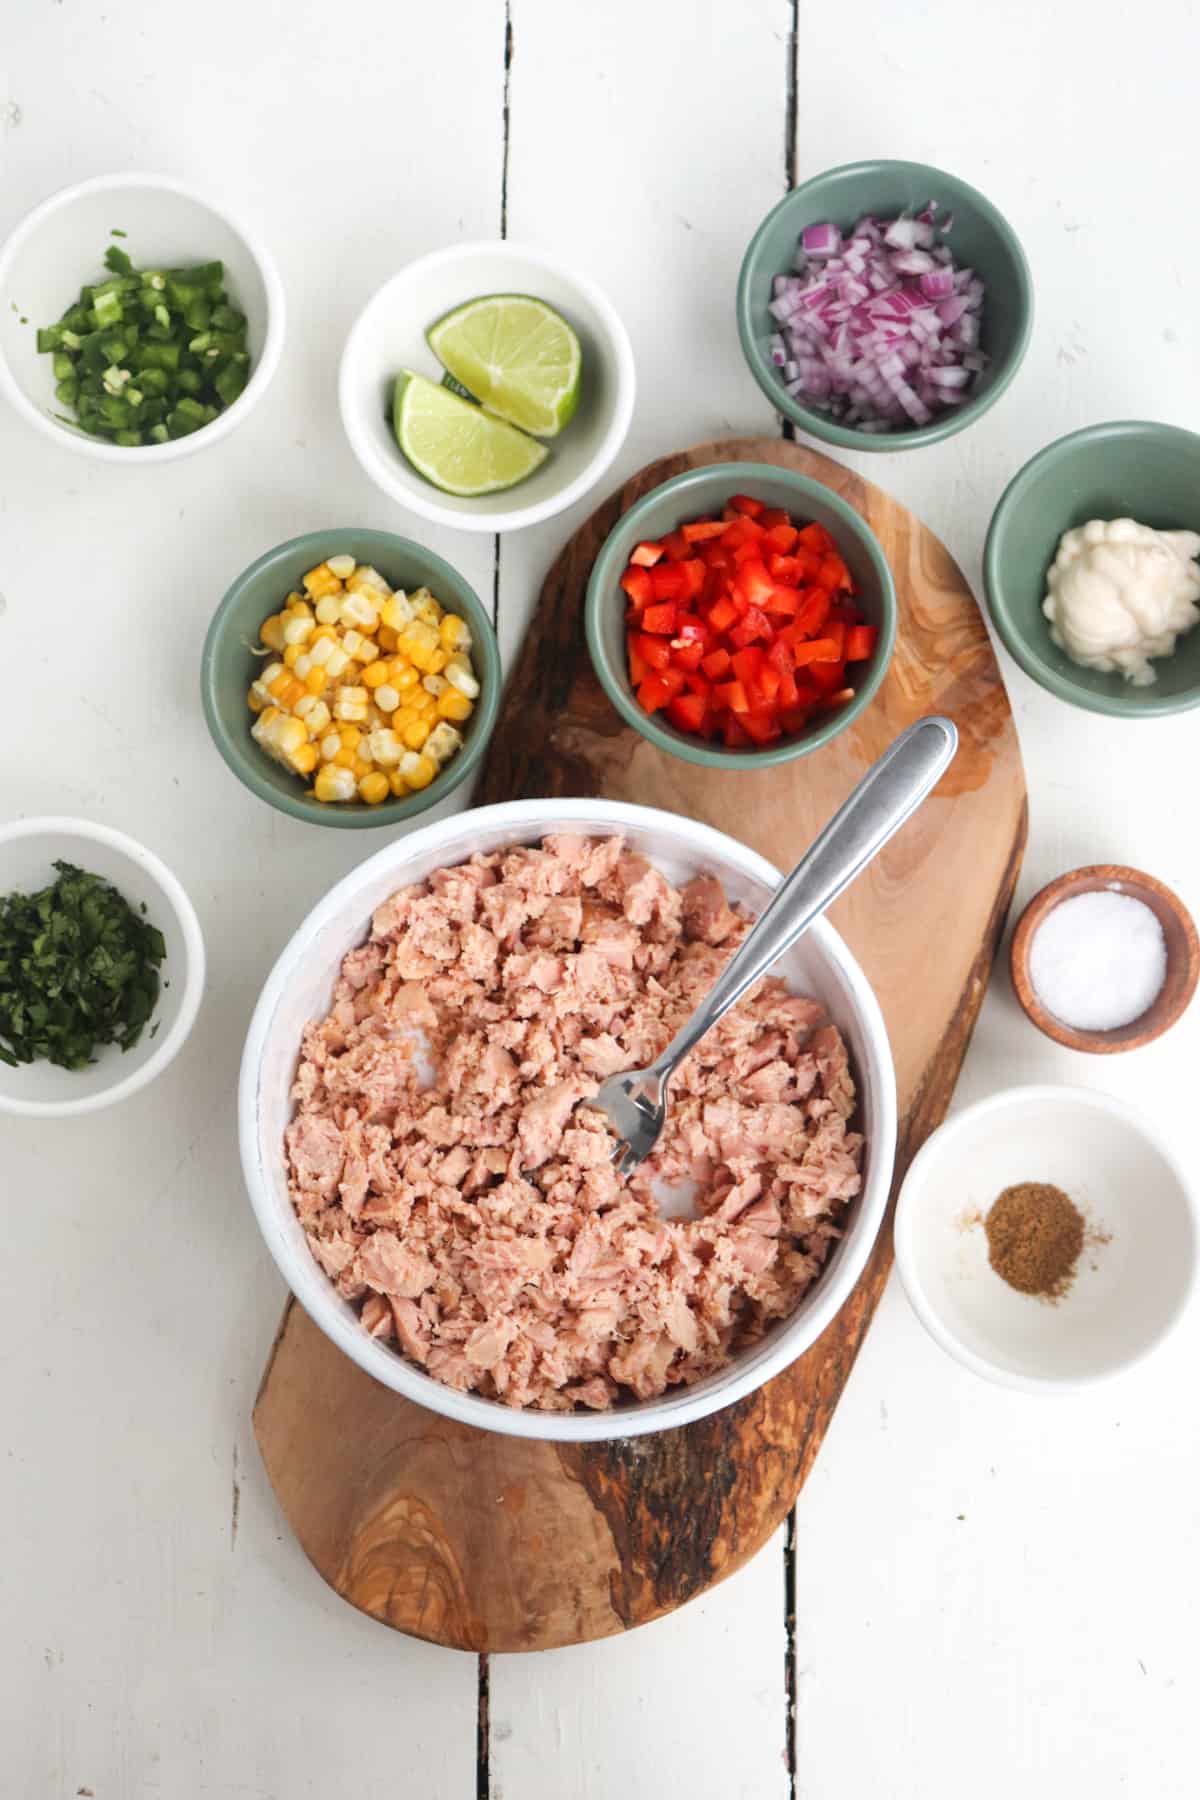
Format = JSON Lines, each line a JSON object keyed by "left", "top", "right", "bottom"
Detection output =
{"left": 253, "top": 434, "right": 1027, "bottom": 1655}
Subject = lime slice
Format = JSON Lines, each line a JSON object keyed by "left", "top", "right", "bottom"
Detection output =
{"left": 392, "top": 371, "right": 549, "bottom": 497}
{"left": 427, "top": 294, "right": 582, "bottom": 438}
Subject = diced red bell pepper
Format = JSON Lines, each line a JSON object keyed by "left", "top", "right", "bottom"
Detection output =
{"left": 701, "top": 647, "right": 732, "bottom": 680}
{"left": 796, "top": 522, "right": 835, "bottom": 554}
{"left": 660, "top": 529, "right": 690, "bottom": 562}
{"left": 669, "top": 640, "right": 705, "bottom": 672}
{"left": 641, "top": 602, "right": 677, "bottom": 635}
{"left": 649, "top": 564, "right": 690, "bottom": 603}
{"left": 722, "top": 715, "right": 751, "bottom": 747}
{"left": 768, "top": 553, "right": 802, "bottom": 583}
{"left": 794, "top": 589, "right": 833, "bottom": 637}
{"left": 741, "top": 709, "right": 781, "bottom": 744}
{"left": 818, "top": 552, "right": 851, "bottom": 592}
{"left": 736, "top": 559, "right": 775, "bottom": 611}
{"left": 667, "top": 692, "right": 708, "bottom": 734}
{"left": 681, "top": 519, "right": 727, "bottom": 544}
{"left": 758, "top": 507, "right": 791, "bottom": 529}
{"left": 776, "top": 669, "right": 799, "bottom": 708}
{"left": 755, "top": 663, "right": 781, "bottom": 704}
{"left": 636, "top": 672, "right": 673, "bottom": 712}
{"left": 632, "top": 629, "right": 671, "bottom": 670}
{"left": 706, "top": 595, "right": 738, "bottom": 634}
{"left": 628, "top": 643, "right": 649, "bottom": 685}
{"left": 809, "top": 658, "right": 847, "bottom": 693}
{"left": 823, "top": 620, "right": 846, "bottom": 660}
{"left": 778, "top": 704, "right": 812, "bottom": 734}
{"left": 721, "top": 516, "right": 764, "bottom": 549}
{"left": 762, "top": 522, "right": 799, "bottom": 554}
{"left": 767, "top": 636, "right": 796, "bottom": 677}
{"left": 792, "top": 636, "right": 842, "bottom": 667}
{"left": 620, "top": 566, "right": 653, "bottom": 608}
{"left": 729, "top": 606, "right": 771, "bottom": 647}
{"left": 730, "top": 646, "right": 764, "bottom": 687}
{"left": 683, "top": 670, "right": 712, "bottom": 701}
{"left": 629, "top": 540, "right": 664, "bottom": 567}
{"left": 730, "top": 494, "right": 765, "bottom": 518}
{"left": 845, "top": 623, "right": 878, "bottom": 662}
{"left": 714, "top": 679, "right": 750, "bottom": 715}
{"left": 765, "top": 586, "right": 801, "bottom": 618}
{"left": 673, "top": 613, "right": 708, "bottom": 642}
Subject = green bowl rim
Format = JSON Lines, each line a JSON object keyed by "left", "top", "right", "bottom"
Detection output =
{"left": 736, "top": 158, "right": 1035, "bottom": 453}
{"left": 584, "top": 460, "right": 898, "bottom": 770}
{"left": 200, "top": 527, "right": 502, "bottom": 828}
{"left": 982, "top": 418, "right": 1200, "bottom": 720}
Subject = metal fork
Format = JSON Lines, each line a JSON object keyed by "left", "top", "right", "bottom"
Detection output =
{"left": 591, "top": 716, "right": 958, "bottom": 1176}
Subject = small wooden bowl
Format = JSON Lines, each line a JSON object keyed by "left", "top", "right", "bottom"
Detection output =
{"left": 1010, "top": 865, "right": 1199, "bottom": 1053}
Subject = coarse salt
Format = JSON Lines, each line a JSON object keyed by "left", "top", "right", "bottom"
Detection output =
{"left": 1028, "top": 889, "right": 1167, "bottom": 1032}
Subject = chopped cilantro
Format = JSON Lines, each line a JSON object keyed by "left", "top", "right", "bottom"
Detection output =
{"left": 0, "top": 861, "right": 165, "bottom": 1069}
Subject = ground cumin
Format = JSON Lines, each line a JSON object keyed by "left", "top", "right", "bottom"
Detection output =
{"left": 984, "top": 1181, "right": 1085, "bottom": 1300}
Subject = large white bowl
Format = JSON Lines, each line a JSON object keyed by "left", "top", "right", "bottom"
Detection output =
{"left": 240, "top": 798, "right": 897, "bottom": 1441}
{"left": 894, "top": 1085, "right": 1198, "bottom": 1390}
{"left": 0, "top": 172, "right": 285, "bottom": 463}
{"left": 339, "top": 241, "right": 636, "bottom": 534}
{"left": 0, "top": 817, "right": 206, "bottom": 1117}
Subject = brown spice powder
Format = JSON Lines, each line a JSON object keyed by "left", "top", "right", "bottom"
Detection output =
{"left": 984, "top": 1181, "right": 1085, "bottom": 1300}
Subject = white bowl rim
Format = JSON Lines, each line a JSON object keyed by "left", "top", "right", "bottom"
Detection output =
{"left": 0, "top": 815, "right": 207, "bottom": 1117}
{"left": 239, "top": 795, "right": 897, "bottom": 1441}
{"left": 338, "top": 240, "right": 637, "bottom": 535}
{"left": 0, "top": 170, "right": 287, "bottom": 464}
{"left": 893, "top": 1082, "right": 1199, "bottom": 1392}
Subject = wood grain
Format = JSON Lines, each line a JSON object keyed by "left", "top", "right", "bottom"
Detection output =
{"left": 254, "top": 437, "right": 1028, "bottom": 1652}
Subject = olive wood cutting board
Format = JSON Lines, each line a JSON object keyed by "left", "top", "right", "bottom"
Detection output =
{"left": 253, "top": 437, "right": 1028, "bottom": 1652}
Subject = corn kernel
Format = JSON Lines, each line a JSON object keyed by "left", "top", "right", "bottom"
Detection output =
{"left": 247, "top": 690, "right": 264, "bottom": 713}
{"left": 400, "top": 751, "right": 436, "bottom": 789}
{"left": 270, "top": 673, "right": 306, "bottom": 710}
{"left": 362, "top": 659, "right": 390, "bottom": 689}
{"left": 305, "top": 668, "right": 327, "bottom": 696}
{"left": 296, "top": 696, "right": 332, "bottom": 734}
{"left": 425, "top": 722, "right": 463, "bottom": 764}
{"left": 437, "top": 687, "right": 472, "bottom": 722}
{"left": 439, "top": 613, "right": 472, "bottom": 652}
{"left": 445, "top": 662, "right": 480, "bottom": 700}
{"left": 425, "top": 648, "right": 449, "bottom": 676}
{"left": 392, "top": 661, "right": 420, "bottom": 691}
{"left": 335, "top": 701, "right": 368, "bottom": 723}
{"left": 283, "top": 614, "right": 315, "bottom": 647}
{"left": 413, "top": 690, "right": 437, "bottom": 718}
{"left": 381, "top": 593, "right": 414, "bottom": 632}
{"left": 349, "top": 564, "right": 390, "bottom": 595}
{"left": 303, "top": 563, "right": 342, "bottom": 600}
{"left": 409, "top": 589, "right": 441, "bottom": 627}
{"left": 401, "top": 717, "right": 431, "bottom": 750}
{"left": 320, "top": 731, "right": 341, "bottom": 761}
{"left": 374, "top": 684, "right": 400, "bottom": 714}
{"left": 287, "top": 598, "right": 314, "bottom": 620}
{"left": 282, "top": 643, "right": 302, "bottom": 669}
{"left": 366, "top": 729, "right": 403, "bottom": 767}
{"left": 292, "top": 743, "right": 319, "bottom": 775}
{"left": 351, "top": 756, "right": 375, "bottom": 781}
{"left": 315, "top": 763, "right": 357, "bottom": 803}
{"left": 389, "top": 771, "right": 410, "bottom": 797}
{"left": 327, "top": 553, "right": 356, "bottom": 580}
{"left": 259, "top": 614, "right": 286, "bottom": 652}
{"left": 340, "top": 591, "right": 379, "bottom": 632}
{"left": 358, "top": 771, "right": 390, "bottom": 805}
{"left": 377, "top": 625, "right": 399, "bottom": 652}
{"left": 315, "top": 594, "right": 341, "bottom": 625}
{"left": 338, "top": 727, "right": 362, "bottom": 751}
{"left": 422, "top": 673, "right": 448, "bottom": 696}
{"left": 324, "top": 646, "right": 351, "bottom": 680}
{"left": 398, "top": 621, "right": 439, "bottom": 659}
{"left": 333, "top": 746, "right": 357, "bottom": 770}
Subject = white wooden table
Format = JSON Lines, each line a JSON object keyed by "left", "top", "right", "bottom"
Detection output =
{"left": 3, "top": 3, "right": 1197, "bottom": 1795}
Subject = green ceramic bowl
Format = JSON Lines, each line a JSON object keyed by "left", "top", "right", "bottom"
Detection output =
{"left": 201, "top": 528, "right": 501, "bottom": 827}
{"left": 984, "top": 421, "right": 1200, "bottom": 719}
{"left": 737, "top": 160, "right": 1033, "bottom": 451}
{"left": 585, "top": 462, "right": 897, "bottom": 769}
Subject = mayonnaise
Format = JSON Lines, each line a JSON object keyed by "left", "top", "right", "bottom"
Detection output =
{"left": 1042, "top": 517, "right": 1200, "bottom": 685}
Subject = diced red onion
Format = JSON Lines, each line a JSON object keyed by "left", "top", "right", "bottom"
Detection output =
{"left": 765, "top": 202, "right": 988, "bottom": 432}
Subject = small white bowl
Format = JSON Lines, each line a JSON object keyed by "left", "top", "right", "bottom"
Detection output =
{"left": 0, "top": 818, "right": 205, "bottom": 1117}
{"left": 894, "top": 1085, "right": 1198, "bottom": 1390}
{"left": 240, "top": 797, "right": 896, "bottom": 1442}
{"left": 339, "top": 241, "right": 636, "bottom": 534}
{"left": 0, "top": 172, "right": 285, "bottom": 463}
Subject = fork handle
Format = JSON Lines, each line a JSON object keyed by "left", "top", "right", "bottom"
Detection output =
{"left": 651, "top": 716, "right": 958, "bottom": 1082}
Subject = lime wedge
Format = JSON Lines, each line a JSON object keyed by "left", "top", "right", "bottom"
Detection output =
{"left": 426, "top": 293, "right": 581, "bottom": 438}
{"left": 392, "top": 371, "right": 549, "bottom": 496}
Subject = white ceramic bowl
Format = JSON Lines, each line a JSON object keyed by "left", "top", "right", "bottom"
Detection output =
{"left": 895, "top": 1085, "right": 1198, "bottom": 1390}
{"left": 240, "top": 797, "right": 896, "bottom": 1442}
{"left": 0, "top": 172, "right": 285, "bottom": 462}
{"left": 0, "top": 817, "right": 206, "bottom": 1117}
{"left": 339, "top": 242, "right": 636, "bottom": 534}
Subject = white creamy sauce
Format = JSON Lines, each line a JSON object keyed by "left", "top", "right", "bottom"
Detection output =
{"left": 1042, "top": 517, "right": 1200, "bottom": 685}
